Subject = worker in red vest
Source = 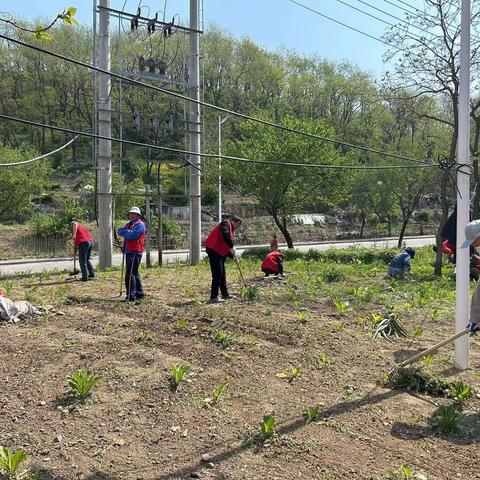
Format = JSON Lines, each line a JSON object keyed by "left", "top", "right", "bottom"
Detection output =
{"left": 71, "top": 220, "right": 95, "bottom": 282}
{"left": 118, "top": 206, "right": 146, "bottom": 301}
{"left": 204, "top": 215, "right": 242, "bottom": 303}
{"left": 261, "top": 250, "right": 285, "bottom": 277}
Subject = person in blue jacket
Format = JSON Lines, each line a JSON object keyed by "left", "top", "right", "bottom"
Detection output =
{"left": 387, "top": 247, "right": 415, "bottom": 278}
{"left": 118, "top": 206, "right": 146, "bottom": 301}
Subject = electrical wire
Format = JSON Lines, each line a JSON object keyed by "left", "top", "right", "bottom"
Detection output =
{"left": 0, "top": 113, "right": 438, "bottom": 171}
{"left": 0, "top": 32, "right": 433, "bottom": 166}
{"left": 0, "top": 135, "right": 78, "bottom": 167}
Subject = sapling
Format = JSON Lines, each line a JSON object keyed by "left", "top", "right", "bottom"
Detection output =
{"left": 211, "top": 330, "right": 234, "bottom": 348}
{"left": 67, "top": 368, "right": 101, "bottom": 400}
{"left": 332, "top": 299, "right": 349, "bottom": 316}
{"left": 429, "top": 403, "right": 461, "bottom": 434}
{"left": 276, "top": 366, "right": 302, "bottom": 381}
{"left": 304, "top": 405, "right": 321, "bottom": 424}
{"left": 295, "top": 310, "right": 310, "bottom": 324}
{"left": 450, "top": 380, "right": 473, "bottom": 404}
{"left": 169, "top": 364, "right": 190, "bottom": 389}
{"left": 0, "top": 447, "right": 27, "bottom": 477}
{"left": 204, "top": 380, "right": 230, "bottom": 407}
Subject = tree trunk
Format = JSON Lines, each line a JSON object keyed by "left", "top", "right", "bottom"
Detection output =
{"left": 359, "top": 213, "right": 366, "bottom": 239}
{"left": 397, "top": 210, "right": 413, "bottom": 248}
{"left": 272, "top": 212, "right": 294, "bottom": 248}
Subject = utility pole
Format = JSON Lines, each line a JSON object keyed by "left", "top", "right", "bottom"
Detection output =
{"left": 97, "top": 0, "right": 113, "bottom": 269}
{"left": 218, "top": 115, "right": 230, "bottom": 222}
{"left": 188, "top": 0, "right": 201, "bottom": 265}
{"left": 157, "top": 163, "right": 163, "bottom": 267}
{"left": 455, "top": 0, "right": 471, "bottom": 370}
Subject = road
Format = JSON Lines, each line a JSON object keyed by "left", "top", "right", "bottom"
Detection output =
{"left": 0, "top": 235, "right": 436, "bottom": 277}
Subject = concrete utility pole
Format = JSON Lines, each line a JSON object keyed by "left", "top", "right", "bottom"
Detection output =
{"left": 97, "top": 0, "right": 113, "bottom": 269}
{"left": 455, "top": 0, "right": 471, "bottom": 370}
{"left": 189, "top": 0, "right": 202, "bottom": 265}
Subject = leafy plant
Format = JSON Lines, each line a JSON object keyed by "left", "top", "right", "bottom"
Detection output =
{"left": 332, "top": 299, "right": 349, "bottom": 316}
{"left": 240, "top": 285, "right": 260, "bottom": 301}
{"left": 304, "top": 405, "right": 321, "bottom": 424}
{"left": 429, "top": 403, "right": 461, "bottom": 434}
{"left": 204, "top": 380, "right": 230, "bottom": 407}
{"left": 169, "top": 364, "right": 190, "bottom": 389}
{"left": 422, "top": 354, "right": 435, "bottom": 366}
{"left": 0, "top": 447, "right": 27, "bottom": 477}
{"left": 371, "top": 312, "right": 407, "bottom": 341}
{"left": 67, "top": 368, "right": 101, "bottom": 400}
{"left": 261, "top": 412, "right": 276, "bottom": 438}
{"left": 450, "top": 380, "right": 473, "bottom": 403}
{"left": 388, "top": 464, "right": 428, "bottom": 480}
{"left": 295, "top": 310, "right": 310, "bottom": 324}
{"left": 386, "top": 367, "right": 452, "bottom": 397}
{"left": 276, "top": 366, "right": 302, "bottom": 381}
{"left": 211, "top": 330, "right": 234, "bottom": 348}
{"left": 322, "top": 266, "right": 346, "bottom": 283}
{"left": 1, "top": 281, "right": 13, "bottom": 297}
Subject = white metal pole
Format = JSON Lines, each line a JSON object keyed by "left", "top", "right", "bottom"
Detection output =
{"left": 98, "top": 0, "right": 113, "bottom": 270}
{"left": 189, "top": 0, "right": 202, "bottom": 265}
{"left": 455, "top": 0, "right": 471, "bottom": 370}
{"left": 218, "top": 116, "right": 222, "bottom": 222}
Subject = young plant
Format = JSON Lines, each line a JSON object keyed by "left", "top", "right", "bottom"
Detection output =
{"left": 211, "top": 329, "right": 234, "bottom": 348}
{"left": 240, "top": 285, "right": 260, "bottom": 301}
{"left": 371, "top": 312, "right": 407, "bottom": 341}
{"left": 276, "top": 366, "right": 302, "bottom": 381}
{"left": 332, "top": 299, "right": 349, "bottom": 316}
{"left": 169, "top": 364, "right": 190, "bottom": 389}
{"left": 0, "top": 447, "right": 27, "bottom": 477}
{"left": 387, "top": 464, "right": 428, "bottom": 480}
{"left": 67, "top": 368, "right": 101, "bottom": 400}
{"left": 422, "top": 354, "right": 435, "bottom": 366}
{"left": 204, "top": 380, "right": 230, "bottom": 407}
{"left": 1, "top": 281, "right": 13, "bottom": 297}
{"left": 295, "top": 310, "right": 310, "bottom": 324}
{"left": 429, "top": 403, "right": 461, "bottom": 434}
{"left": 412, "top": 326, "right": 424, "bottom": 338}
{"left": 261, "top": 411, "right": 276, "bottom": 438}
{"left": 450, "top": 380, "right": 473, "bottom": 404}
{"left": 304, "top": 405, "right": 321, "bottom": 424}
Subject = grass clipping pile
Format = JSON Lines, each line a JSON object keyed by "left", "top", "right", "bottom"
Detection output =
{"left": 0, "top": 247, "right": 480, "bottom": 479}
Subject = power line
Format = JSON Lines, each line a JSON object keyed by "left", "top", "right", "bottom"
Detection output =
{"left": 0, "top": 31, "right": 432, "bottom": 166}
{"left": 0, "top": 135, "right": 78, "bottom": 167}
{"left": 0, "top": 113, "right": 438, "bottom": 171}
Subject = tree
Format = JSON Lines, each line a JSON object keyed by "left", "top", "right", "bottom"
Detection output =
{"left": 0, "top": 145, "right": 51, "bottom": 222}
{"left": 222, "top": 117, "right": 345, "bottom": 248}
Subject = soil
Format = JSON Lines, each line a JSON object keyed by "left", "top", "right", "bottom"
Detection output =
{"left": 0, "top": 257, "right": 479, "bottom": 480}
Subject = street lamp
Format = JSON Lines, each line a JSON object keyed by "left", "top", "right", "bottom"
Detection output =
{"left": 218, "top": 114, "right": 231, "bottom": 222}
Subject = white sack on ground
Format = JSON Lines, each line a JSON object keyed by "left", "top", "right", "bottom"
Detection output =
{"left": 0, "top": 296, "right": 43, "bottom": 323}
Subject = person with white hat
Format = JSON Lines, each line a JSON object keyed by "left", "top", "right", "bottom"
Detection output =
{"left": 461, "top": 219, "right": 480, "bottom": 334}
{"left": 118, "top": 206, "right": 146, "bottom": 301}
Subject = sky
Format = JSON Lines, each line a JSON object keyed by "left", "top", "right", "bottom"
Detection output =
{"left": 6, "top": 0, "right": 430, "bottom": 78}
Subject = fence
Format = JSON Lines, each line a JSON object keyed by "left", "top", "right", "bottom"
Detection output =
{"left": 14, "top": 234, "right": 72, "bottom": 257}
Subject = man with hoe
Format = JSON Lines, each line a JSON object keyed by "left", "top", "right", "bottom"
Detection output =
{"left": 205, "top": 215, "right": 242, "bottom": 303}
{"left": 118, "top": 206, "right": 146, "bottom": 302}
{"left": 71, "top": 219, "right": 95, "bottom": 282}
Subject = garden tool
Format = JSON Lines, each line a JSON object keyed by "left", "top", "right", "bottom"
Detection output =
{"left": 119, "top": 243, "right": 125, "bottom": 297}
{"left": 388, "top": 327, "right": 469, "bottom": 377}
{"left": 234, "top": 256, "right": 248, "bottom": 287}
{"left": 70, "top": 249, "right": 80, "bottom": 276}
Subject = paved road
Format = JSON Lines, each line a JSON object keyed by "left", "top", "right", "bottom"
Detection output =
{"left": 0, "top": 235, "right": 436, "bottom": 277}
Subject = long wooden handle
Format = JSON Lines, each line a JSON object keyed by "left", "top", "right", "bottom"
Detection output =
{"left": 393, "top": 328, "right": 469, "bottom": 371}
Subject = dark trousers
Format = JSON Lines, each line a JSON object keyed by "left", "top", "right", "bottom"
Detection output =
{"left": 78, "top": 241, "right": 95, "bottom": 280}
{"left": 125, "top": 252, "right": 144, "bottom": 300}
{"left": 262, "top": 264, "right": 283, "bottom": 276}
{"left": 207, "top": 249, "right": 228, "bottom": 299}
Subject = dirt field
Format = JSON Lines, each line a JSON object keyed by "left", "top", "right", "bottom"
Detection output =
{"left": 1, "top": 248, "right": 479, "bottom": 480}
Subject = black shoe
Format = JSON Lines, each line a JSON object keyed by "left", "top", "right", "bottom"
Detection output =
{"left": 136, "top": 294, "right": 144, "bottom": 300}
{"left": 81, "top": 277, "right": 88, "bottom": 282}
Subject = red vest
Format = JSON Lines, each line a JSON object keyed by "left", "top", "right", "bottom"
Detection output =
{"left": 205, "top": 222, "right": 232, "bottom": 256}
{"left": 261, "top": 251, "right": 283, "bottom": 272}
{"left": 74, "top": 223, "right": 93, "bottom": 246}
{"left": 125, "top": 219, "right": 145, "bottom": 253}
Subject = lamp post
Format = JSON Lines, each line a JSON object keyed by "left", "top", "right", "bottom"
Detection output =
{"left": 218, "top": 114, "right": 231, "bottom": 222}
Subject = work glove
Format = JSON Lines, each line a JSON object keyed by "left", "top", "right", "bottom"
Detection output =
{"left": 467, "top": 322, "right": 480, "bottom": 335}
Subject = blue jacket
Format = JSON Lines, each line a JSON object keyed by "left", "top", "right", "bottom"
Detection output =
{"left": 118, "top": 220, "right": 146, "bottom": 253}
{"left": 388, "top": 251, "right": 412, "bottom": 271}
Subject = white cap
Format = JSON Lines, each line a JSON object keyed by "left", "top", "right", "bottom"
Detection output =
{"left": 128, "top": 206, "right": 142, "bottom": 215}
{"left": 460, "top": 219, "right": 480, "bottom": 248}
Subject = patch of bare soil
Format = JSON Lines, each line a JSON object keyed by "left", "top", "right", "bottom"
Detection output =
{"left": 0, "top": 263, "right": 479, "bottom": 480}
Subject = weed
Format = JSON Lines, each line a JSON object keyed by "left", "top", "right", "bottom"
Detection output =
{"left": 331, "top": 321, "right": 344, "bottom": 332}
{"left": 387, "top": 464, "right": 428, "bottom": 480}
{"left": 204, "top": 380, "right": 230, "bottom": 407}
{"left": 264, "top": 308, "right": 273, "bottom": 316}
{"left": 371, "top": 312, "right": 407, "bottom": 341}
{"left": 1, "top": 281, "right": 13, "bottom": 297}
{"left": 412, "top": 326, "right": 424, "bottom": 338}
{"left": 211, "top": 330, "right": 234, "bottom": 348}
{"left": 56, "top": 284, "right": 70, "bottom": 300}
{"left": 242, "top": 411, "right": 277, "bottom": 447}
{"left": 135, "top": 330, "right": 153, "bottom": 345}
{"left": 332, "top": 299, "right": 349, "bottom": 316}
{"left": 422, "top": 354, "right": 435, "bottom": 366}
{"left": 315, "top": 353, "right": 332, "bottom": 367}
{"left": 304, "top": 405, "right": 321, "bottom": 424}
{"left": 0, "top": 446, "right": 27, "bottom": 477}
{"left": 67, "top": 368, "right": 101, "bottom": 400}
{"left": 429, "top": 403, "right": 461, "bottom": 434}
{"left": 276, "top": 366, "right": 302, "bottom": 381}
{"left": 322, "top": 266, "right": 346, "bottom": 283}
{"left": 240, "top": 285, "right": 260, "bottom": 301}
{"left": 386, "top": 367, "right": 452, "bottom": 397}
{"left": 175, "top": 319, "right": 189, "bottom": 330}
{"left": 450, "top": 380, "right": 473, "bottom": 404}
{"left": 169, "top": 364, "right": 190, "bottom": 389}
{"left": 295, "top": 310, "right": 310, "bottom": 324}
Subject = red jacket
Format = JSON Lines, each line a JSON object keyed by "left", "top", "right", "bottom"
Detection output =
{"left": 74, "top": 223, "right": 93, "bottom": 247}
{"left": 261, "top": 251, "right": 283, "bottom": 273}
{"left": 205, "top": 221, "right": 233, "bottom": 256}
{"left": 125, "top": 219, "right": 146, "bottom": 253}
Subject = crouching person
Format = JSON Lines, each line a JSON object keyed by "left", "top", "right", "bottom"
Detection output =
{"left": 387, "top": 247, "right": 415, "bottom": 278}
{"left": 71, "top": 219, "right": 95, "bottom": 281}
{"left": 261, "top": 250, "right": 285, "bottom": 277}
{"left": 118, "top": 206, "right": 146, "bottom": 302}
